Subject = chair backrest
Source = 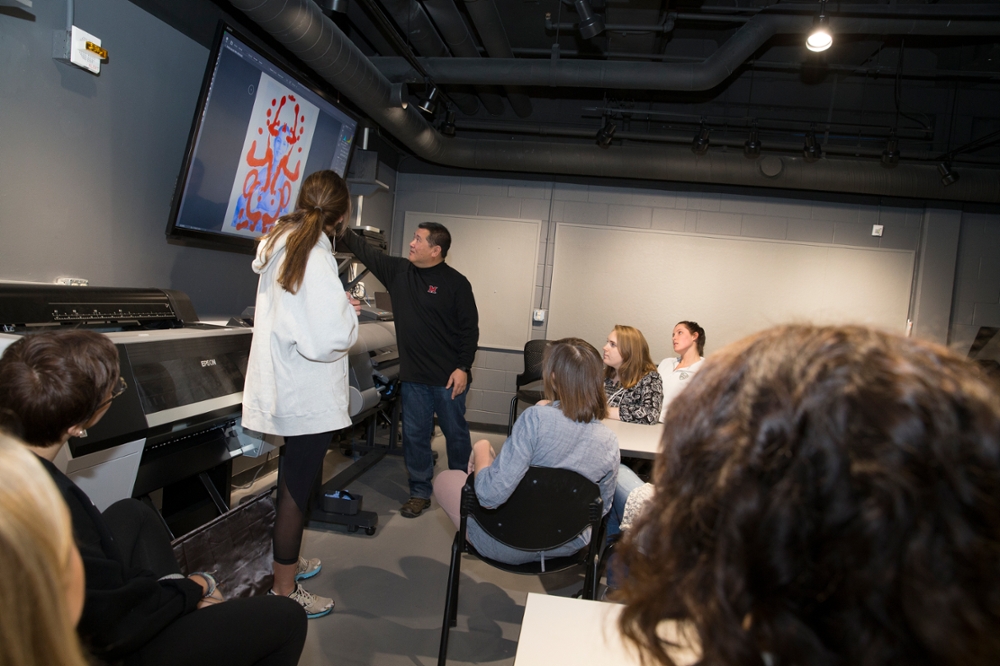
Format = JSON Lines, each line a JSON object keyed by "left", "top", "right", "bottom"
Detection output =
{"left": 516, "top": 339, "right": 549, "bottom": 388}
{"left": 462, "top": 466, "right": 603, "bottom": 552}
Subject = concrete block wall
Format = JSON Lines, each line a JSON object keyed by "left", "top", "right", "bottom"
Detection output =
{"left": 392, "top": 174, "right": 933, "bottom": 429}
{"left": 949, "top": 212, "right": 1000, "bottom": 354}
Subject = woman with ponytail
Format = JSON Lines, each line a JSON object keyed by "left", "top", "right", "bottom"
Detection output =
{"left": 242, "top": 170, "right": 360, "bottom": 618}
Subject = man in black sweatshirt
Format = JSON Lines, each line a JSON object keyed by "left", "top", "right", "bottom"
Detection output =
{"left": 341, "top": 222, "right": 479, "bottom": 517}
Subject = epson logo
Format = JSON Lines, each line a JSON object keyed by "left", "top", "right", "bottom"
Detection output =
{"left": 201, "top": 359, "right": 217, "bottom": 367}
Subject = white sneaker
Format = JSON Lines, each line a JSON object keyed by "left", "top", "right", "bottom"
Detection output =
{"left": 295, "top": 556, "right": 322, "bottom": 581}
{"left": 270, "top": 583, "right": 334, "bottom": 618}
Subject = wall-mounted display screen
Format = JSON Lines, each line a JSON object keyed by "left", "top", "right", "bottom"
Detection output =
{"left": 166, "top": 23, "right": 358, "bottom": 252}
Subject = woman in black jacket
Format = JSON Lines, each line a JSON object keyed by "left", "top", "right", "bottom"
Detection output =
{"left": 0, "top": 330, "right": 306, "bottom": 666}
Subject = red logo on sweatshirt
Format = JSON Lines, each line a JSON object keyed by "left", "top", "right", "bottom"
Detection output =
{"left": 428, "top": 285, "right": 438, "bottom": 294}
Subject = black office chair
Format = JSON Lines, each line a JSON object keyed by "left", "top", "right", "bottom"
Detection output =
{"left": 437, "top": 466, "right": 607, "bottom": 666}
{"left": 507, "top": 340, "right": 549, "bottom": 435}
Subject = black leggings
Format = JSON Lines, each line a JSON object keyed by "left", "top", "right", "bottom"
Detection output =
{"left": 123, "top": 595, "right": 306, "bottom": 666}
{"left": 273, "top": 431, "right": 334, "bottom": 565}
{"left": 103, "top": 500, "right": 307, "bottom": 666}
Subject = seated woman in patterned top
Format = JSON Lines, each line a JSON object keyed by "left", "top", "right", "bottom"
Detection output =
{"left": 602, "top": 325, "right": 663, "bottom": 425}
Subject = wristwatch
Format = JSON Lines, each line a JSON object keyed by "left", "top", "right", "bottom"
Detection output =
{"left": 457, "top": 366, "right": 470, "bottom": 373}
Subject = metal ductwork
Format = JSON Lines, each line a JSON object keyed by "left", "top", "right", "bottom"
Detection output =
{"left": 374, "top": 0, "right": 483, "bottom": 114}
{"left": 370, "top": 13, "right": 1000, "bottom": 91}
{"left": 226, "top": 0, "right": 1000, "bottom": 203}
{"left": 418, "top": 0, "right": 506, "bottom": 115}
{"left": 460, "top": 0, "right": 532, "bottom": 118}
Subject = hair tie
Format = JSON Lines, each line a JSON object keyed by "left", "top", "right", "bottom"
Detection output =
{"left": 313, "top": 205, "right": 323, "bottom": 213}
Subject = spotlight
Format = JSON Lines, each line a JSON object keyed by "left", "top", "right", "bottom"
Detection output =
{"left": 595, "top": 117, "right": 616, "bottom": 148}
{"left": 881, "top": 131, "right": 900, "bottom": 168}
{"left": 806, "top": 1, "right": 832, "bottom": 53}
{"left": 692, "top": 124, "right": 710, "bottom": 155}
{"left": 389, "top": 82, "right": 409, "bottom": 110}
{"left": 441, "top": 110, "right": 456, "bottom": 137}
{"left": 744, "top": 123, "right": 761, "bottom": 158}
{"left": 802, "top": 130, "right": 821, "bottom": 162}
{"left": 938, "top": 162, "right": 959, "bottom": 187}
{"left": 573, "top": 0, "right": 605, "bottom": 39}
{"left": 417, "top": 87, "right": 440, "bottom": 117}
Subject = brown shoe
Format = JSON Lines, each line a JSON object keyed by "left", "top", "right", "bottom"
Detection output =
{"left": 400, "top": 497, "right": 431, "bottom": 518}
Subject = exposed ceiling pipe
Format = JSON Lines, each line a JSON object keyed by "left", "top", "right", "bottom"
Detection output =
{"left": 418, "top": 0, "right": 508, "bottom": 116}
{"left": 374, "top": 0, "right": 485, "bottom": 114}
{"left": 370, "top": 13, "right": 1000, "bottom": 91}
{"left": 460, "top": 0, "right": 533, "bottom": 118}
{"left": 345, "top": 1, "right": 399, "bottom": 56}
{"left": 225, "top": 0, "right": 1000, "bottom": 203}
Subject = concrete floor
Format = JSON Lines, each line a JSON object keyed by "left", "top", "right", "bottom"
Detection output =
{"left": 231, "top": 427, "right": 593, "bottom": 666}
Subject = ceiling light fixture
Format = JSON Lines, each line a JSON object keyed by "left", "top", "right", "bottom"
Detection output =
{"left": 881, "top": 130, "right": 900, "bottom": 168}
{"left": 692, "top": 123, "right": 710, "bottom": 155}
{"left": 417, "top": 87, "right": 440, "bottom": 117}
{"left": 938, "top": 162, "right": 959, "bottom": 187}
{"left": 802, "top": 130, "right": 821, "bottom": 162}
{"left": 441, "top": 110, "right": 456, "bottom": 137}
{"left": 573, "top": 0, "right": 605, "bottom": 40}
{"left": 390, "top": 82, "right": 409, "bottom": 110}
{"left": 744, "top": 122, "right": 761, "bottom": 158}
{"left": 595, "top": 116, "right": 616, "bottom": 148}
{"left": 806, "top": 1, "right": 832, "bottom": 53}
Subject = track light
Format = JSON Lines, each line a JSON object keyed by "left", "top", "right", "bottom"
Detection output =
{"left": 806, "top": 1, "right": 832, "bottom": 53}
{"left": 938, "top": 162, "right": 959, "bottom": 187}
{"left": 802, "top": 130, "right": 821, "bottom": 162}
{"left": 417, "top": 87, "right": 440, "bottom": 116}
{"left": 881, "top": 131, "right": 900, "bottom": 168}
{"left": 573, "top": 0, "right": 605, "bottom": 39}
{"left": 389, "top": 82, "right": 409, "bottom": 110}
{"left": 692, "top": 124, "right": 710, "bottom": 155}
{"left": 441, "top": 110, "right": 456, "bottom": 137}
{"left": 595, "top": 117, "right": 616, "bottom": 148}
{"left": 744, "top": 123, "right": 761, "bottom": 158}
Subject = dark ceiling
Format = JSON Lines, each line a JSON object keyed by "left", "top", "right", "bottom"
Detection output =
{"left": 132, "top": 0, "right": 1000, "bottom": 200}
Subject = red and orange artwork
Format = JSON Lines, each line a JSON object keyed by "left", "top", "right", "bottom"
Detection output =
{"left": 225, "top": 73, "right": 318, "bottom": 237}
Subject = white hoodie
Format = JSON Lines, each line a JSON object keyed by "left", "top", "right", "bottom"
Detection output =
{"left": 242, "top": 231, "right": 359, "bottom": 436}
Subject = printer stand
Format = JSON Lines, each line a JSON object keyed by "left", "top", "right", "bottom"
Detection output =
{"left": 306, "top": 397, "right": 400, "bottom": 536}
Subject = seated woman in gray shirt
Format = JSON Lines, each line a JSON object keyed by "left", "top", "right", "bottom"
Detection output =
{"left": 433, "top": 338, "right": 619, "bottom": 565}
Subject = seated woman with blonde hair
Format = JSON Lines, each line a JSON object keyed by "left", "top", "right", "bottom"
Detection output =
{"left": 0, "top": 430, "right": 89, "bottom": 666}
{"left": 617, "top": 324, "right": 1000, "bottom": 666}
{"left": 602, "top": 325, "right": 663, "bottom": 425}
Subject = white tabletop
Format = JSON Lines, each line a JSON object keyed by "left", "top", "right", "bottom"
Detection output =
{"left": 513, "top": 593, "right": 697, "bottom": 666}
{"left": 601, "top": 419, "right": 664, "bottom": 459}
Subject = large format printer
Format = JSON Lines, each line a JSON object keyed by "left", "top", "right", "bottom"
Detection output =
{"left": 0, "top": 283, "right": 399, "bottom": 533}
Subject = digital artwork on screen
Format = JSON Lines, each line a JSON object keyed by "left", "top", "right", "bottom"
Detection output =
{"left": 224, "top": 72, "right": 319, "bottom": 237}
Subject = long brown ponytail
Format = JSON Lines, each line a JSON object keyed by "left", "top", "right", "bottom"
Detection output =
{"left": 260, "top": 170, "right": 352, "bottom": 294}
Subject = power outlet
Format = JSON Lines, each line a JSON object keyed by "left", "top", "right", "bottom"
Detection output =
{"left": 53, "top": 26, "right": 105, "bottom": 75}
{"left": 532, "top": 309, "right": 546, "bottom": 322}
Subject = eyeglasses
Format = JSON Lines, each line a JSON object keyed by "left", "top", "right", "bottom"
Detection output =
{"left": 91, "top": 377, "right": 127, "bottom": 415}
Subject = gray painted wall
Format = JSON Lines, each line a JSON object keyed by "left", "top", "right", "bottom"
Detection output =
{"left": 391, "top": 173, "right": 998, "bottom": 428}
{"left": 950, "top": 211, "right": 1000, "bottom": 354}
{"left": 1, "top": 1, "right": 257, "bottom": 318}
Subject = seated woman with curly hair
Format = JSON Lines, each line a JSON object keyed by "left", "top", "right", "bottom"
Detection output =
{"left": 616, "top": 324, "right": 1000, "bottom": 666}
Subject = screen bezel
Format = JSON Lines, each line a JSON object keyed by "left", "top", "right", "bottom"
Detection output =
{"left": 164, "top": 21, "right": 360, "bottom": 254}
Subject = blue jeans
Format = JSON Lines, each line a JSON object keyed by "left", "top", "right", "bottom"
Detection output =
{"left": 606, "top": 463, "right": 646, "bottom": 589}
{"left": 607, "top": 463, "right": 646, "bottom": 539}
{"left": 401, "top": 382, "right": 472, "bottom": 499}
